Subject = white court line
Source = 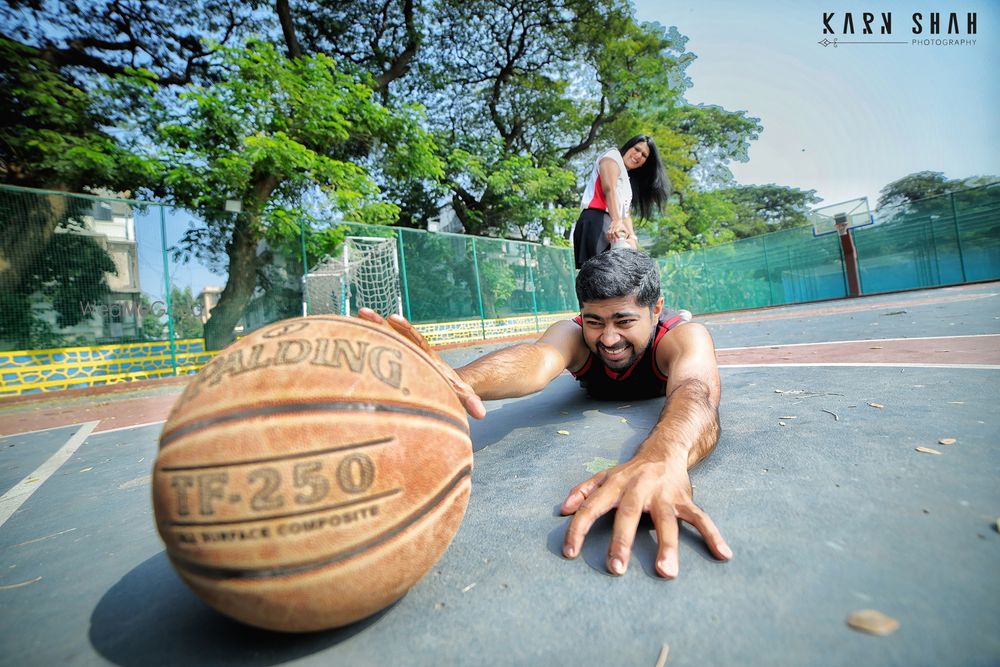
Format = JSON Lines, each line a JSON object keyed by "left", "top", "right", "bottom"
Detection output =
{"left": 0, "top": 422, "right": 86, "bottom": 439}
{"left": 717, "top": 333, "right": 1000, "bottom": 352}
{"left": 95, "top": 420, "right": 166, "bottom": 436}
{"left": 0, "top": 421, "right": 99, "bottom": 529}
{"left": 720, "top": 363, "right": 1000, "bottom": 370}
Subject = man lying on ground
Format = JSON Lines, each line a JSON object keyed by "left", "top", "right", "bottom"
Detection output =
{"left": 360, "top": 248, "right": 732, "bottom": 578}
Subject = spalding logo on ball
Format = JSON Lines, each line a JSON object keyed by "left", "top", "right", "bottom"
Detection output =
{"left": 152, "top": 316, "right": 472, "bottom": 632}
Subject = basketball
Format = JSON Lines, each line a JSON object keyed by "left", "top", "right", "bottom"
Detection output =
{"left": 151, "top": 316, "right": 473, "bottom": 632}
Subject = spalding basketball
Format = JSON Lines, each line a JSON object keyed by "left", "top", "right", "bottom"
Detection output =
{"left": 152, "top": 316, "right": 472, "bottom": 632}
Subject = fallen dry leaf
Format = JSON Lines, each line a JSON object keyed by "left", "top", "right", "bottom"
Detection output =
{"left": 915, "top": 447, "right": 942, "bottom": 455}
{"left": 778, "top": 421, "right": 787, "bottom": 427}
{"left": 847, "top": 609, "right": 899, "bottom": 636}
{"left": 868, "top": 402, "right": 884, "bottom": 409}
{"left": 557, "top": 430, "right": 570, "bottom": 436}
{"left": 938, "top": 438, "right": 956, "bottom": 445}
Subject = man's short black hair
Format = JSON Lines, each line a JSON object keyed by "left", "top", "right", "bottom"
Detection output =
{"left": 575, "top": 249, "right": 661, "bottom": 309}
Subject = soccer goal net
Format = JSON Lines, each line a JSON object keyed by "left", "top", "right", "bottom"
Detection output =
{"left": 304, "top": 236, "right": 402, "bottom": 318}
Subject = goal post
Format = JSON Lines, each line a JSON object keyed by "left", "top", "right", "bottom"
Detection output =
{"left": 303, "top": 236, "right": 402, "bottom": 318}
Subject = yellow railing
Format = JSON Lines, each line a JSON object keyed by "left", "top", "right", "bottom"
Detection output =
{"left": 0, "top": 313, "right": 574, "bottom": 397}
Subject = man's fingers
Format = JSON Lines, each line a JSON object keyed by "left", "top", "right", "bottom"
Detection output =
{"left": 560, "top": 471, "right": 609, "bottom": 515}
{"left": 358, "top": 307, "right": 386, "bottom": 326}
{"left": 562, "top": 483, "right": 616, "bottom": 559}
{"left": 451, "top": 378, "right": 487, "bottom": 420}
{"left": 606, "top": 488, "right": 646, "bottom": 575}
{"left": 650, "top": 495, "right": 681, "bottom": 578}
{"left": 386, "top": 314, "right": 435, "bottom": 355}
{"left": 360, "top": 310, "right": 487, "bottom": 420}
{"left": 677, "top": 503, "right": 733, "bottom": 561}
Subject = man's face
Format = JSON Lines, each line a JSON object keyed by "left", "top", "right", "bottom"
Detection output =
{"left": 580, "top": 295, "right": 663, "bottom": 371}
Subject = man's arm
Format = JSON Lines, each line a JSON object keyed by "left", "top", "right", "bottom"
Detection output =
{"left": 455, "top": 319, "right": 586, "bottom": 400}
{"left": 560, "top": 322, "right": 732, "bottom": 578}
{"left": 358, "top": 309, "right": 586, "bottom": 414}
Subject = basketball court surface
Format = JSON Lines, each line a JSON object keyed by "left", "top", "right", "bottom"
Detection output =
{"left": 1, "top": 282, "right": 998, "bottom": 666}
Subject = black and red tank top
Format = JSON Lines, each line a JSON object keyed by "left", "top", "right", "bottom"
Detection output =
{"left": 570, "top": 311, "right": 687, "bottom": 400}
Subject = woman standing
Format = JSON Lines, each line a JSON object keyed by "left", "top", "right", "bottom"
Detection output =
{"left": 572, "top": 134, "right": 670, "bottom": 269}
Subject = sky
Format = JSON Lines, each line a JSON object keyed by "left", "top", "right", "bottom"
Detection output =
{"left": 633, "top": 0, "right": 1000, "bottom": 209}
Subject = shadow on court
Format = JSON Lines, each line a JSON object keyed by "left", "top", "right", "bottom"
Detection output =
{"left": 88, "top": 552, "right": 397, "bottom": 667}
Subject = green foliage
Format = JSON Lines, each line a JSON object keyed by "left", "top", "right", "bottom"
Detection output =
{"left": 669, "top": 104, "right": 762, "bottom": 187}
{"left": 153, "top": 39, "right": 440, "bottom": 253}
{"left": 447, "top": 149, "right": 577, "bottom": 239}
{"left": 0, "top": 231, "right": 117, "bottom": 348}
{"left": 0, "top": 38, "right": 158, "bottom": 191}
{"left": 877, "top": 171, "right": 955, "bottom": 210}
{"left": 167, "top": 287, "right": 204, "bottom": 339}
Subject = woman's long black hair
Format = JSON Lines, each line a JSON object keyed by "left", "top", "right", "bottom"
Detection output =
{"left": 620, "top": 134, "right": 670, "bottom": 220}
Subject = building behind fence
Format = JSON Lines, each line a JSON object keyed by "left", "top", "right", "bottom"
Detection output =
{"left": 1, "top": 183, "right": 998, "bottom": 395}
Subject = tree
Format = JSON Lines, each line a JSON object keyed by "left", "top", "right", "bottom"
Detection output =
{"left": 668, "top": 103, "right": 763, "bottom": 190}
{"left": 1, "top": 0, "right": 262, "bottom": 87}
{"left": 0, "top": 39, "right": 156, "bottom": 296}
{"left": 149, "top": 40, "right": 441, "bottom": 349}
{"left": 406, "top": 2, "right": 700, "bottom": 240}
{"left": 876, "top": 171, "right": 956, "bottom": 210}
{"left": 0, "top": 226, "right": 117, "bottom": 349}
{"left": 167, "top": 286, "right": 204, "bottom": 339}
{"left": 717, "top": 184, "right": 819, "bottom": 237}
{"left": 1, "top": 0, "right": 251, "bottom": 347}
{"left": 282, "top": 0, "right": 420, "bottom": 94}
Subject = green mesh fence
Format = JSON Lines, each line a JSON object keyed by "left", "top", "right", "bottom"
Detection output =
{"left": 855, "top": 183, "right": 1000, "bottom": 294}
{"left": 658, "top": 225, "right": 847, "bottom": 313}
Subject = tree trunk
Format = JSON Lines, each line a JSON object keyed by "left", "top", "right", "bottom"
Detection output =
{"left": 202, "top": 175, "right": 278, "bottom": 350}
{"left": 0, "top": 187, "right": 71, "bottom": 295}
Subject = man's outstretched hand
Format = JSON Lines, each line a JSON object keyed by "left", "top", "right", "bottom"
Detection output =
{"left": 560, "top": 454, "right": 732, "bottom": 578}
{"left": 357, "top": 308, "right": 487, "bottom": 420}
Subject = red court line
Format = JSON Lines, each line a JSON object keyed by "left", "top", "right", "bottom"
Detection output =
{"left": 717, "top": 334, "right": 1000, "bottom": 366}
{"left": 699, "top": 290, "right": 997, "bottom": 325}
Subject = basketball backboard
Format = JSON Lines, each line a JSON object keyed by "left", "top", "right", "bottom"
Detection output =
{"left": 809, "top": 197, "right": 874, "bottom": 237}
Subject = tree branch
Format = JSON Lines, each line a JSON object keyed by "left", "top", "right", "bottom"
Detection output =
{"left": 374, "top": 0, "right": 419, "bottom": 90}
{"left": 561, "top": 96, "right": 621, "bottom": 161}
{"left": 275, "top": 0, "right": 303, "bottom": 59}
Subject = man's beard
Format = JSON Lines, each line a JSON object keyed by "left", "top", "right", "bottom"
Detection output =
{"left": 596, "top": 330, "right": 654, "bottom": 371}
